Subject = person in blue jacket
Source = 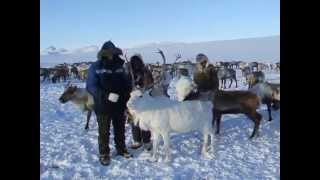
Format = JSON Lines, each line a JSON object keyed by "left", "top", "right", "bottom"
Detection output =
{"left": 86, "top": 41, "right": 132, "bottom": 166}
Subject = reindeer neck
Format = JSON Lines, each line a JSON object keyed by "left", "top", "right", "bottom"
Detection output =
{"left": 71, "top": 88, "right": 88, "bottom": 104}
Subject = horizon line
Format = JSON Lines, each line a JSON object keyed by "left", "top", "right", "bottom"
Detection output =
{"left": 41, "top": 34, "right": 280, "bottom": 51}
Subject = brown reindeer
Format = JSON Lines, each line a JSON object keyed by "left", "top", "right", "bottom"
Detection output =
{"left": 40, "top": 68, "right": 50, "bottom": 82}
{"left": 70, "top": 66, "right": 80, "bottom": 79}
{"left": 247, "top": 71, "right": 265, "bottom": 88}
{"left": 276, "top": 62, "right": 280, "bottom": 71}
{"left": 213, "top": 90, "right": 262, "bottom": 139}
{"left": 249, "top": 62, "right": 259, "bottom": 72}
{"left": 249, "top": 82, "right": 280, "bottom": 121}
{"left": 52, "top": 66, "right": 69, "bottom": 83}
{"left": 217, "top": 67, "right": 237, "bottom": 89}
{"left": 59, "top": 84, "right": 94, "bottom": 130}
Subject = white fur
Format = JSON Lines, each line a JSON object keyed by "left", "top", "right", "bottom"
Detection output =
{"left": 108, "top": 93, "right": 119, "bottom": 102}
{"left": 167, "top": 77, "right": 179, "bottom": 101}
{"left": 249, "top": 82, "right": 280, "bottom": 102}
{"left": 175, "top": 76, "right": 197, "bottom": 102}
{"left": 127, "top": 90, "right": 214, "bottom": 162}
{"left": 71, "top": 88, "right": 94, "bottom": 112}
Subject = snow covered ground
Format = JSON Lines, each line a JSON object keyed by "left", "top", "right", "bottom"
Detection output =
{"left": 40, "top": 69, "right": 280, "bottom": 180}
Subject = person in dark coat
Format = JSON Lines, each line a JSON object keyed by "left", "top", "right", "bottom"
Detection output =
{"left": 193, "top": 53, "right": 219, "bottom": 93}
{"left": 86, "top": 41, "right": 132, "bottom": 166}
{"left": 128, "top": 55, "right": 153, "bottom": 150}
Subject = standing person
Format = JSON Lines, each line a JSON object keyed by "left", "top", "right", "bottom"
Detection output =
{"left": 128, "top": 54, "right": 152, "bottom": 150}
{"left": 86, "top": 41, "right": 132, "bottom": 166}
{"left": 193, "top": 53, "right": 219, "bottom": 93}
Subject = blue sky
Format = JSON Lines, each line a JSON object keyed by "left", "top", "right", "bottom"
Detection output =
{"left": 40, "top": 0, "right": 279, "bottom": 50}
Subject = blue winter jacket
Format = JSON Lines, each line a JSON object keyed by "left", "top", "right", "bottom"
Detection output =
{"left": 86, "top": 57, "right": 132, "bottom": 115}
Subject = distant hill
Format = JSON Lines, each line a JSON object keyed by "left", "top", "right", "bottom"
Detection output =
{"left": 40, "top": 35, "right": 279, "bottom": 67}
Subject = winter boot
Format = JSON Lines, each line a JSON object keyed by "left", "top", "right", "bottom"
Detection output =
{"left": 99, "top": 154, "right": 110, "bottom": 166}
{"left": 130, "top": 141, "right": 142, "bottom": 149}
{"left": 117, "top": 149, "right": 133, "bottom": 158}
{"left": 143, "top": 142, "right": 152, "bottom": 151}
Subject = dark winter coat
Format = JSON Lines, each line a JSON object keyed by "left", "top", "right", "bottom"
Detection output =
{"left": 86, "top": 56, "right": 132, "bottom": 115}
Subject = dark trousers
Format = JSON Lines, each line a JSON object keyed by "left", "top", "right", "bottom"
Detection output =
{"left": 131, "top": 123, "right": 151, "bottom": 144}
{"left": 97, "top": 114, "right": 126, "bottom": 156}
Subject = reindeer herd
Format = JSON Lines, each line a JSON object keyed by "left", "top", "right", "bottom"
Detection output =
{"left": 40, "top": 62, "right": 93, "bottom": 83}
{"left": 55, "top": 50, "right": 280, "bottom": 161}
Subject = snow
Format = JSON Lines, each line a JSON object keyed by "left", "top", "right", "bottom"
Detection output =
{"left": 40, "top": 70, "right": 280, "bottom": 179}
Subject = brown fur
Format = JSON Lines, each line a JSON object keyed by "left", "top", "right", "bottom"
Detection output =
{"left": 193, "top": 64, "right": 219, "bottom": 92}
{"left": 59, "top": 86, "right": 94, "bottom": 130}
{"left": 213, "top": 90, "right": 262, "bottom": 139}
{"left": 129, "top": 55, "right": 154, "bottom": 89}
{"left": 259, "top": 82, "right": 280, "bottom": 121}
{"left": 78, "top": 69, "right": 88, "bottom": 81}
{"left": 247, "top": 71, "right": 265, "bottom": 88}
{"left": 52, "top": 67, "right": 69, "bottom": 83}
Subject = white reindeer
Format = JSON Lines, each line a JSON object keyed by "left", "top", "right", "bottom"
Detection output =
{"left": 126, "top": 49, "right": 215, "bottom": 162}
{"left": 127, "top": 88, "right": 214, "bottom": 162}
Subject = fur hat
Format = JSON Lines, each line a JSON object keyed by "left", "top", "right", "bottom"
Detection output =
{"left": 97, "top": 41, "right": 123, "bottom": 60}
{"left": 196, "top": 53, "right": 209, "bottom": 63}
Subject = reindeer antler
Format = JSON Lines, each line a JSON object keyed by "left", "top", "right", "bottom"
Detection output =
{"left": 175, "top": 53, "right": 182, "bottom": 62}
{"left": 124, "top": 54, "right": 129, "bottom": 63}
{"left": 124, "top": 53, "right": 136, "bottom": 89}
{"left": 155, "top": 49, "right": 167, "bottom": 82}
{"left": 156, "top": 49, "right": 166, "bottom": 65}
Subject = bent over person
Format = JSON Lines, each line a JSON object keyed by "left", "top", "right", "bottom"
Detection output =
{"left": 128, "top": 54, "right": 153, "bottom": 150}
{"left": 86, "top": 41, "right": 132, "bottom": 166}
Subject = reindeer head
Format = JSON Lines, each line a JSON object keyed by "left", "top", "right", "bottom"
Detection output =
{"left": 127, "top": 86, "right": 146, "bottom": 126}
{"left": 59, "top": 83, "right": 78, "bottom": 103}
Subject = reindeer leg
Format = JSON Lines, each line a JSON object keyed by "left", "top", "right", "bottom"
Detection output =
{"left": 210, "top": 131, "right": 215, "bottom": 153}
{"left": 216, "top": 113, "right": 222, "bottom": 135}
{"left": 85, "top": 110, "right": 92, "bottom": 130}
{"left": 267, "top": 102, "right": 273, "bottom": 121}
{"left": 229, "top": 78, "right": 232, "bottom": 88}
{"left": 248, "top": 111, "right": 262, "bottom": 139}
{"left": 162, "top": 132, "right": 171, "bottom": 162}
{"left": 212, "top": 108, "right": 216, "bottom": 128}
{"left": 235, "top": 77, "right": 238, "bottom": 88}
{"left": 151, "top": 132, "right": 160, "bottom": 161}
{"left": 202, "top": 130, "right": 210, "bottom": 158}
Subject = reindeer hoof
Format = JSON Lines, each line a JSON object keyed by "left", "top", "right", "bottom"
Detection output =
{"left": 268, "top": 118, "right": 273, "bottom": 121}
{"left": 85, "top": 126, "right": 89, "bottom": 130}
{"left": 249, "top": 134, "right": 259, "bottom": 139}
{"left": 149, "top": 156, "right": 157, "bottom": 162}
{"left": 164, "top": 157, "right": 171, "bottom": 163}
{"left": 202, "top": 153, "right": 214, "bottom": 160}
